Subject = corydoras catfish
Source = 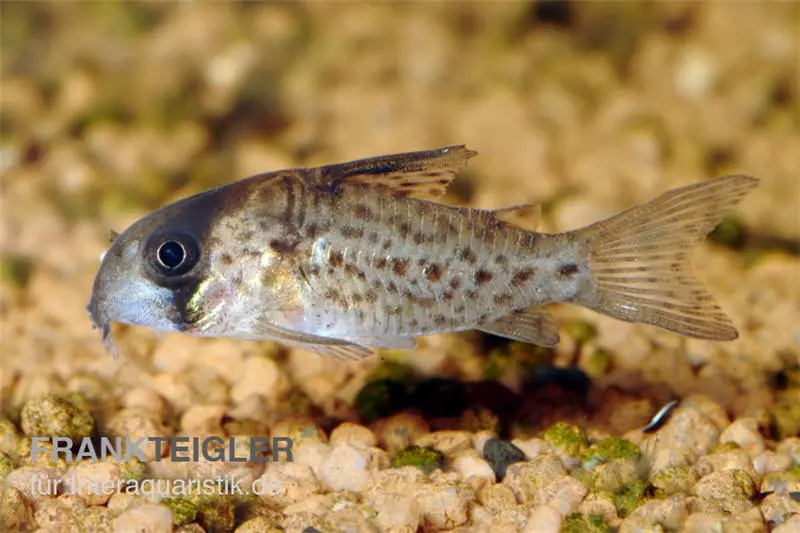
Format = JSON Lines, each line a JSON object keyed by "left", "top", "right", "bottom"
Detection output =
{"left": 87, "top": 146, "right": 759, "bottom": 360}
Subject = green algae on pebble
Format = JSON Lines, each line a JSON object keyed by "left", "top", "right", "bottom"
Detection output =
{"left": 581, "top": 347, "right": 612, "bottom": 377}
{"left": 0, "top": 452, "right": 16, "bottom": 481}
{"left": 651, "top": 466, "right": 698, "bottom": 497}
{"left": 770, "top": 396, "right": 800, "bottom": 439}
{"left": 543, "top": 422, "right": 589, "bottom": 458}
{"left": 391, "top": 445, "right": 444, "bottom": 474}
{"left": 560, "top": 512, "right": 611, "bottom": 533}
{"left": 192, "top": 496, "right": 235, "bottom": 533}
{"left": 236, "top": 516, "right": 284, "bottom": 533}
{"left": 709, "top": 441, "right": 741, "bottom": 454}
{"left": 0, "top": 418, "right": 21, "bottom": 456}
{"left": 20, "top": 394, "right": 94, "bottom": 440}
{"left": 565, "top": 320, "right": 598, "bottom": 346}
{"left": 366, "top": 360, "right": 417, "bottom": 384}
{"left": 613, "top": 479, "right": 649, "bottom": 518}
{"left": 0, "top": 487, "right": 35, "bottom": 531}
{"left": 582, "top": 437, "right": 641, "bottom": 466}
{"left": 354, "top": 379, "right": 408, "bottom": 424}
{"left": 161, "top": 498, "right": 198, "bottom": 527}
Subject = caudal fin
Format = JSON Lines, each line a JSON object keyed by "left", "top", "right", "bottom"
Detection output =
{"left": 571, "top": 175, "right": 760, "bottom": 341}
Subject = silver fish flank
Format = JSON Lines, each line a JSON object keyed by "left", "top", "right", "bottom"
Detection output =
{"left": 87, "top": 146, "right": 760, "bottom": 360}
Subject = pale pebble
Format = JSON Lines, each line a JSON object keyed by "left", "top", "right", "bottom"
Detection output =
{"left": 618, "top": 517, "right": 666, "bottom": 533}
{"left": 682, "top": 395, "right": 730, "bottom": 431}
{"left": 641, "top": 405, "right": 720, "bottom": 460}
{"left": 179, "top": 404, "right": 227, "bottom": 437}
{"left": 536, "top": 474, "right": 588, "bottom": 515}
{"left": 773, "top": 514, "right": 800, "bottom": 533}
{"left": 63, "top": 461, "right": 122, "bottom": 505}
{"left": 753, "top": 450, "right": 793, "bottom": 477}
{"left": 776, "top": 437, "right": 800, "bottom": 464}
{"left": 371, "top": 493, "right": 421, "bottom": 532}
{"left": 473, "top": 430, "right": 498, "bottom": 454}
{"left": 0, "top": 487, "right": 36, "bottom": 531}
{"left": 230, "top": 355, "right": 288, "bottom": 405}
{"left": 695, "top": 449, "right": 759, "bottom": 484}
{"left": 719, "top": 417, "right": 766, "bottom": 457}
{"left": 270, "top": 416, "right": 326, "bottom": 447}
{"left": 503, "top": 455, "right": 566, "bottom": 503}
{"left": 511, "top": 437, "right": 554, "bottom": 460}
{"left": 682, "top": 512, "right": 725, "bottom": 533}
{"left": 106, "top": 408, "right": 169, "bottom": 461}
{"left": 122, "top": 387, "right": 167, "bottom": 421}
{"left": 478, "top": 483, "right": 518, "bottom": 509}
{"left": 577, "top": 492, "right": 618, "bottom": 524}
{"left": 760, "top": 492, "right": 800, "bottom": 526}
{"left": 523, "top": 505, "right": 562, "bottom": 533}
{"left": 627, "top": 494, "right": 689, "bottom": 531}
{"left": 3, "top": 466, "right": 61, "bottom": 501}
{"left": 329, "top": 422, "right": 377, "bottom": 449}
{"left": 649, "top": 445, "right": 695, "bottom": 473}
{"left": 257, "top": 462, "right": 323, "bottom": 506}
{"left": 416, "top": 480, "right": 475, "bottom": 529}
{"left": 692, "top": 470, "right": 756, "bottom": 514}
{"left": 452, "top": 449, "right": 496, "bottom": 487}
{"left": 373, "top": 412, "right": 430, "bottom": 453}
{"left": 319, "top": 444, "right": 375, "bottom": 492}
{"left": 292, "top": 440, "right": 332, "bottom": 479}
{"left": 112, "top": 503, "right": 173, "bottom": 533}
{"left": 33, "top": 498, "right": 81, "bottom": 531}
{"left": 414, "top": 430, "right": 473, "bottom": 457}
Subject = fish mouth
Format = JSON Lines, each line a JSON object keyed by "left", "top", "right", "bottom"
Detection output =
{"left": 87, "top": 294, "right": 119, "bottom": 358}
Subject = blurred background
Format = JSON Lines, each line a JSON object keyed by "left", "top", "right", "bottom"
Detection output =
{"left": 0, "top": 1, "right": 799, "bottom": 529}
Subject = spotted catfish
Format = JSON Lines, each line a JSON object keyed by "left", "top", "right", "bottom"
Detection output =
{"left": 87, "top": 145, "right": 759, "bottom": 360}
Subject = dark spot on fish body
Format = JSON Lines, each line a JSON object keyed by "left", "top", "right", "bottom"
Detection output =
{"left": 478, "top": 312, "right": 491, "bottom": 324}
{"left": 389, "top": 305, "right": 402, "bottom": 316}
{"left": 387, "top": 281, "right": 399, "bottom": 293}
{"left": 417, "top": 258, "right": 427, "bottom": 266}
{"left": 495, "top": 254, "right": 508, "bottom": 266}
{"left": 412, "top": 232, "right": 425, "bottom": 245}
{"left": 329, "top": 250, "right": 344, "bottom": 268}
{"left": 457, "top": 246, "right": 477, "bottom": 264}
{"left": 558, "top": 263, "right": 579, "bottom": 277}
{"left": 365, "top": 289, "right": 378, "bottom": 303}
{"left": 475, "top": 270, "right": 493, "bottom": 285}
{"left": 375, "top": 257, "right": 388, "bottom": 270}
{"left": 512, "top": 267, "right": 536, "bottom": 286}
{"left": 340, "top": 225, "right": 357, "bottom": 238}
{"left": 418, "top": 297, "right": 435, "bottom": 309}
{"left": 269, "top": 239, "right": 297, "bottom": 254}
{"left": 351, "top": 293, "right": 364, "bottom": 304}
{"left": 424, "top": 263, "right": 443, "bottom": 282}
{"left": 410, "top": 318, "right": 419, "bottom": 327}
{"left": 400, "top": 223, "right": 413, "bottom": 238}
{"left": 354, "top": 204, "right": 371, "bottom": 220}
{"left": 454, "top": 304, "right": 466, "bottom": 314}
{"left": 382, "top": 239, "right": 393, "bottom": 250}
{"left": 391, "top": 258, "right": 408, "bottom": 276}
{"left": 433, "top": 314, "right": 447, "bottom": 327}
{"left": 356, "top": 309, "right": 366, "bottom": 321}
{"left": 464, "top": 290, "right": 478, "bottom": 300}
{"left": 368, "top": 232, "right": 380, "bottom": 244}
{"left": 306, "top": 224, "right": 319, "bottom": 238}
{"left": 442, "top": 289, "right": 455, "bottom": 301}
{"left": 450, "top": 278, "right": 462, "bottom": 290}
{"left": 220, "top": 253, "right": 233, "bottom": 265}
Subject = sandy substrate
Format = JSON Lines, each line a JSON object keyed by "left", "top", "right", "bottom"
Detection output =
{"left": 1, "top": 2, "right": 799, "bottom": 532}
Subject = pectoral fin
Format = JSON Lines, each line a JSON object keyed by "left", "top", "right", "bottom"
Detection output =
{"left": 338, "top": 335, "right": 418, "bottom": 350}
{"left": 288, "top": 341, "right": 375, "bottom": 361}
{"left": 310, "top": 145, "right": 477, "bottom": 199}
{"left": 477, "top": 306, "right": 560, "bottom": 347}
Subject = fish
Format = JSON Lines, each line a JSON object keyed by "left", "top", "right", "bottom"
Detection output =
{"left": 87, "top": 145, "right": 760, "bottom": 360}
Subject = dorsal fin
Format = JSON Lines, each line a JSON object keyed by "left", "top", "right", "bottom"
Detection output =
{"left": 477, "top": 305, "right": 560, "bottom": 347}
{"left": 310, "top": 145, "right": 477, "bottom": 199}
{"left": 489, "top": 204, "right": 542, "bottom": 231}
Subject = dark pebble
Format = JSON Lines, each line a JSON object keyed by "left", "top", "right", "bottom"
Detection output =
{"left": 483, "top": 438, "right": 526, "bottom": 480}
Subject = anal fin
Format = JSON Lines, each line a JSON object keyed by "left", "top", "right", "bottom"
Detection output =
{"left": 288, "top": 341, "right": 375, "bottom": 361}
{"left": 477, "top": 306, "right": 560, "bottom": 347}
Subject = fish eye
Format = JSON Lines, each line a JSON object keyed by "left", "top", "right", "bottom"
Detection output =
{"left": 146, "top": 231, "right": 200, "bottom": 278}
{"left": 157, "top": 241, "right": 186, "bottom": 270}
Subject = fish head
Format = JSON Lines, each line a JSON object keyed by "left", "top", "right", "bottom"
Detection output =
{"left": 87, "top": 190, "right": 224, "bottom": 355}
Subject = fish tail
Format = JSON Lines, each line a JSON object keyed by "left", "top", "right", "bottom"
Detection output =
{"left": 570, "top": 175, "right": 759, "bottom": 341}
